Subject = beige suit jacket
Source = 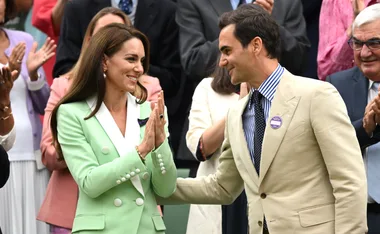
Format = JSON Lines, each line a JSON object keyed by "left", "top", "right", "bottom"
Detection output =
{"left": 163, "top": 71, "right": 368, "bottom": 234}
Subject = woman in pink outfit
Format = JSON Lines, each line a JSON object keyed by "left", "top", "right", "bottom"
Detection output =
{"left": 37, "top": 7, "right": 161, "bottom": 234}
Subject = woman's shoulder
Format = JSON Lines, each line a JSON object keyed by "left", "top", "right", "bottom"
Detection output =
{"left": 58, "top": 100, "right": 89, "bottom": 115}
{"left": 4, "top": 28, "right": 34, "bottom": 44}
{"left": 51, "top": 77, "right": 71, "bottom": 94}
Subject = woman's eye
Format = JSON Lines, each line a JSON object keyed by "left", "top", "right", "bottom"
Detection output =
{"left": 126, "top": 57, "right": 136, "bottom": 62}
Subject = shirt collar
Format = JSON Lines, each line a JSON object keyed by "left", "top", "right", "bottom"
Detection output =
{"left": 250, "top": 64, "right": 284, "bottom": 102}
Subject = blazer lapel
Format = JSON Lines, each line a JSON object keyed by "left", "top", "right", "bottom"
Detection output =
{"left": 86, "top": 96, "right": 145, "bottom": 197}
{"left": 134, "top": 0, "right": 157, "bottom": 31}
{"left": 235, "top": 95, "right": 259, "bottom": 185}
{"left": 259, "top": 72, "right": 300, "bottom": 184}
{"left": 352, "top": 68, "right": 369, "bottom": 119}
{"left": 207, "top": 0, "right": 233, "bottom": 17}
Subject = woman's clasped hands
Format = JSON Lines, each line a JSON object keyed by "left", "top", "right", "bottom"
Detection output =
{"left": 137, "top": 90, "right": 167, "bottom": 159}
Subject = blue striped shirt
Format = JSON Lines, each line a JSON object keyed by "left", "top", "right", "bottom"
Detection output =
{"left": 242, "top": 64, "right": 284, "bottom": 164}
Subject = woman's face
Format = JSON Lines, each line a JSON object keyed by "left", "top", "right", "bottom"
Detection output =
{"left": 93, "top": 14, "right": 125, "bottom": 35}
{"left": 104, "top": 38, "right": 145, "bottom": 94}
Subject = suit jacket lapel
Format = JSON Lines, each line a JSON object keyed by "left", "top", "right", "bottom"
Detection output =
{"left": 207, "top": 0, "right": 233, "bottom": 17}
{"left": 134, "top": 0, "right": 157, "bottom": 31}
{"left": 259, "top": 72, "right": 300, "bottom": 184}
{"left": 352, "top": 68, "right": 368, "bottom": 119}
{"left": 86, "top": 96, "right": 145, "bottom": 197}
{"left": 236, "top": 95, "right": 260, "bottom": 185}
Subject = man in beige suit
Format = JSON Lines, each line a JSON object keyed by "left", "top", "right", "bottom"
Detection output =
{"left": 160, "top": 4, "right": 368, "bottom": 234}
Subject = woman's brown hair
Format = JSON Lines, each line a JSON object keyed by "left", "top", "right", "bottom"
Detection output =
{"left": 51, "top": 23, "right": 150, "bottom": 159}
{"left": 210, "top": 63, "right": 239, "bottom": 95}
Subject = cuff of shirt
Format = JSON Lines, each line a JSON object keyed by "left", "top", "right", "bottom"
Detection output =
{"left": 27, "top": 73, "right": 45, "bottom": 91}
{"left": 0, "top": 125, "right": 16, "bottom": 152}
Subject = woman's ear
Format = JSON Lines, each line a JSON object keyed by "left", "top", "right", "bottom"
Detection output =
{"left": 102, "top": 55, "right": 109, "bottom": 72}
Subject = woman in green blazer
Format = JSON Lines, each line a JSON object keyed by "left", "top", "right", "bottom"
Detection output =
{"left": 50, "top": 24, "right": 177, "bottom": 234}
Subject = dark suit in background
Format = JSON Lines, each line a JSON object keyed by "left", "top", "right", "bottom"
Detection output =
{"left": 301, "top": 0, "right": 322, "bottom": 79}
{"left": 53, "top": 0, "right": 187, "bottom": 158}
{"left": 327, "top": 67, "right": 380, "bottom": 233}
{"left": 327, "top": 67, "right": 380, "bottom": 149}
{"left": 176, "top": 0, "right": 310, "bottom": 84}
{"left": 0, "top": 145, "right": 10, "bottom": 234}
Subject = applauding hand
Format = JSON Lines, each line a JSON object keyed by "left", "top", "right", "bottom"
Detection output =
{"left": 154, "top": 91, "right": 167, "bottom": 148}
{"left": 8, "top": 43, "right": 26, "bottom": 75}
{"left": 26, "top": 37, "right": 56, "bottom": 80}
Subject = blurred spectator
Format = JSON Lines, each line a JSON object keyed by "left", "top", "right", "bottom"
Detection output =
{"left": 300, "top": 0, "right": 322, "bottom": 79}
{"left": 186, "top": 65, "right": 249, "bottom": 234}
{"left": 327, "top": 4, "right": 380, "bottom": 233}
{"left": 0, "top": 0, "right": 55, "bottom": 233}
{"left": 32, "top": 0, "right": 69, "bottom": 84}
{"left": 317, "top": 0, "right": 379, "bottom": 81}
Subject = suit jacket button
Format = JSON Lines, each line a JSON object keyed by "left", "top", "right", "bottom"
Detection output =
{"left": 116, "top": 180, "right": 121, "bottom": 184}
{"left": 258, "top": 221, "right": 263, "bottom": 227}
{"left": 260, "top": 193, "right": 267, "bottom": 199}
{"left": 136, "top": 198, "right": 144, "bottom": 206}
{"left": 102, "top": 146, "right": 110, "bottom": 154}
{"left": 114, "top": 198, "right": 122, "bottom": 207}
{"left": 142, "top": 172, "right": 149, "bottom": 180}
{"left": 130, "top": 171, "right": 136, "bottom": 177}
{"left": 135, "top": 168, "right": 141, "bottom": 174}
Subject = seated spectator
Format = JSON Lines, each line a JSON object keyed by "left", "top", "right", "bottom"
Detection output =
{"left": 0, "top": 0, "right": 55, "bottom": 234}
{"left": 327, "top": 4, "right": 380, "bottom": 233}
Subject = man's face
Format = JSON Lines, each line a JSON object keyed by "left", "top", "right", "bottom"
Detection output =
{"left": 219, "top": 25, "right": 255, "bottom": 85}
{"left": 353, "top": 20, "right": 380, "bottom": 81}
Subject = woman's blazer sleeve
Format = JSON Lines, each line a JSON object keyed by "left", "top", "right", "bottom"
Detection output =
{"left": 186, "top": 79, "right": 213, "bottom": 158}
{"left": 40, "top": 78, "right": 67, "bottom": 171}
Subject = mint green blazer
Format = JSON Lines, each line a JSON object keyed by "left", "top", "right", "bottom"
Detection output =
{"left": 56, "top": 95, "right": 177, "bottom": 234}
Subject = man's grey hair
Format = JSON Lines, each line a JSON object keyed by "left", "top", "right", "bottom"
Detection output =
{"left": 352, "top": 3, "right": 380, "bottom": 31}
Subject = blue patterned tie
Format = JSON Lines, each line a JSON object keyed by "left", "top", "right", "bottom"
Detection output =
{"left": 119, "top": 0, "right": 133, "bottom": 14}
{"left": 253, "top": 90, "right": 265, "bottom": 175}
{"left": 367, "top": 82, "right": 380, "bottom": 203}
{"left": 252, "top": 90, "right": 268, "bottom": 231}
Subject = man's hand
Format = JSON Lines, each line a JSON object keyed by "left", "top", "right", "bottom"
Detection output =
{"left": 253, "top": 0, "right": 274, "bottom": 15}
{"left": 363, "top": 109, "right": 376, "bottom": 136}
{"left": 239, "top": 82, "right": 250, "bottom": 100}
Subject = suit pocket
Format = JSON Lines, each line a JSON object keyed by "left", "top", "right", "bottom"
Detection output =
{"left": 298, "top": 203, "right": 335, "bottom": 227}
{"left": 72, "top": 214, "right": 105, "bottom": 233}
{"left": 152, "top": 215, "right": 166, "bottom": 231}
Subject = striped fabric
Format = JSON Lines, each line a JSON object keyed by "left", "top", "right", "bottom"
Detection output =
{"left": 242, "top": 64, "right": 284, "bottom": 168}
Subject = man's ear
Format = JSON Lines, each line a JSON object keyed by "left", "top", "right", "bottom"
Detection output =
{"left": 249, "top": 37, "right": 262, "bottom": 55}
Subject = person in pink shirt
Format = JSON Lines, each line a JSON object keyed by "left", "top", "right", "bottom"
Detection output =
{"left": 37, "top": 7, "right": 161, "bottom": 234}
{"left": 317, "top": 0, "right": 379, "bottom": 81}
{"left": 31, "top": 0, "right": 66, "bottom": 85}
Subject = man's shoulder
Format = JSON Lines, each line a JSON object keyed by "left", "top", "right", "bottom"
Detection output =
{"left": 328, "top": 67, "right": 360, "bottom": 83}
